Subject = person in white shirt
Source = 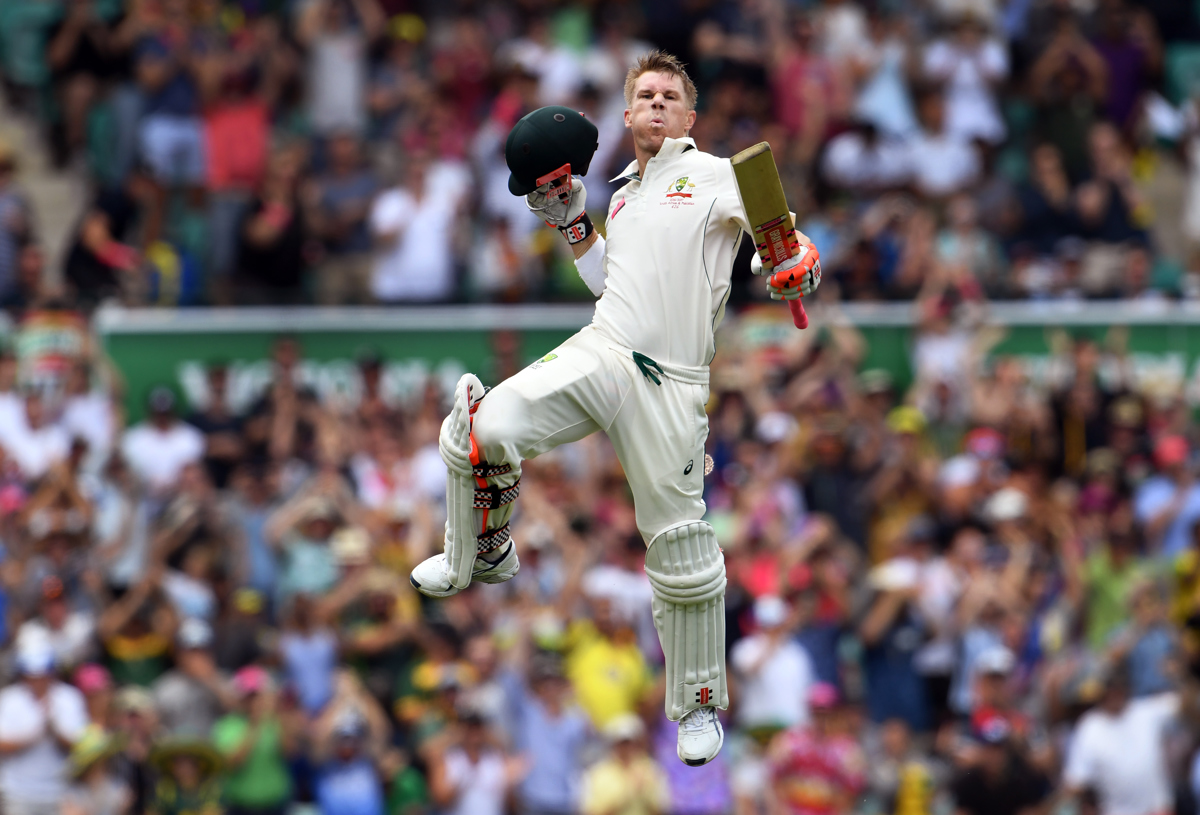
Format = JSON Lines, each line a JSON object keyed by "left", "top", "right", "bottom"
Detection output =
{"left": 59, "top": 362, "right": 114, "bottom": 476}
{"left": 368, "top": 154, "right": 465, "bottom": 302}
{"left": 0, "top": 641, "right": 89, "bottom": 815}
{"left": 921, "top": 13, "right": 1008, "bottom": 145}
{"left": 119, "top": 387, "right": 204, "bottom": 496}
{"left": 1, "top": 392, "right": 70, "bottom": 482}
{"left": 906, "top": 89, "right": 981, "bottom": 199}
{"left": 13, "top": 577, "right": 95, "bottom": 674}
{"left": 731, "top": 596, "right": 815, "bottom": 732}
{"left": 412, "top": 52, "right": 822, "bottom": 767}
{"left": 1062, "top": 668, "right": 1184, "bottom": 815}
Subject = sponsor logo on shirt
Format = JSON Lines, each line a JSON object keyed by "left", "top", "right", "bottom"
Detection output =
{"left": 610, "top": 198, "right": 626, "bottom": 220}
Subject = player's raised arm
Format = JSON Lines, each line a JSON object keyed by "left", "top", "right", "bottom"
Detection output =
{"left": 504, "top": 106, "right": 607, "bottom": 295}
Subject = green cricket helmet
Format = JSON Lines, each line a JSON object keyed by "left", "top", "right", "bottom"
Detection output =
{"left": 505, "top": 106, "right": 599, "bottom": 196}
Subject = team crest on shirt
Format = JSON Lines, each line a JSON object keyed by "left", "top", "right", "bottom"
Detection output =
{"left": 529, "top": 352, "right": 558, "bottom": 370}
{"left": 663, "top": 177, "right": 697, "bottom": 207}
{"left": 666, "top": 177, "right": 695, "bottom": 197}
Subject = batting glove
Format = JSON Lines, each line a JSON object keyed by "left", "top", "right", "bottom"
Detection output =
{"left": 764, "top": 243, "right": 821, "bottom": 301}
{"left": 527, "top": 176, "right": 593, "bottom": 244}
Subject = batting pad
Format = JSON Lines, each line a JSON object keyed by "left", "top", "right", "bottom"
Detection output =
{"left": 440, "top": 373, "right": 521, "bottom": 589}
{"left": 645, "top": 520, "right": 729, "bottom": 720}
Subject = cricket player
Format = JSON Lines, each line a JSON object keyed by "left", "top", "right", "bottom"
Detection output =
{"left": 410, "top": 51, "right": 822, "bottom": 765}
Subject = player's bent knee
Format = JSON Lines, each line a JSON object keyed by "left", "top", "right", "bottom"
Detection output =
{"left": 470, "top": 390, "right": 523, "bottom": 464}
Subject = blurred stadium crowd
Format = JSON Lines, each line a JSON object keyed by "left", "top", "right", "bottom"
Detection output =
{"left": 0, "top": 0, "right": 1199, "bottom": 305}
{"left": 2, "top": 0, "right": 1200, "bottom": 815}
{"left": 2, "top": 302, "right": 1200, "bottom": 815}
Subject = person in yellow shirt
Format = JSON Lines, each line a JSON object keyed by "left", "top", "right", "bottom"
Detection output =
{"left": 563, "top": 597, "right": 653, "bottom": 729}
{"left": 581, "top": 714, "right": 669, "bottom": 815}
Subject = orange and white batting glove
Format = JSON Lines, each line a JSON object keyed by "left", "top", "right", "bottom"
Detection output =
{"left": 758, "top": 243, "right": 821, "bottom": 301}
{"left": 527, "top": 176, "right": 593, "bottom": 245}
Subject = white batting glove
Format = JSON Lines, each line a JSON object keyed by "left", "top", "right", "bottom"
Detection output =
{"left": 526, "top": 176, "right": 587, "bottom": 228}
{"left": 765, "top": 244, "right": 821, "bottom": 301}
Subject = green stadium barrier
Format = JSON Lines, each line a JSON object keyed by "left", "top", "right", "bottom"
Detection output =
{"left": 91, "top": 301, "right": 1200, "bottom": 423}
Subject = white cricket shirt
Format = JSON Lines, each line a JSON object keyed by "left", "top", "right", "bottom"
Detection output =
{"left": 588, "top": 137, "right": 750, "bottom": 368}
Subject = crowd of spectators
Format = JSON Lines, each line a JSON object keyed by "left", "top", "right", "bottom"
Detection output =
{"left": 0, "top": 0, "right": 1198, "bottom": 306}
{"left": 0, "top": 290, "right": 1197, "bottom": 815}
{"left": 3, "top": 1, "right": 1200, "bottom": 815}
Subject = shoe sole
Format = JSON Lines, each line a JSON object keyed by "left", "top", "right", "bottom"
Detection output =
{"left": 409, "top": 575, "right": 460, "bottom": 598}
{"left": 410, "top": 543, "right": 520, "bottom": 598}
{"left": 678, "top": 718, "right": 724, "bottom": 767}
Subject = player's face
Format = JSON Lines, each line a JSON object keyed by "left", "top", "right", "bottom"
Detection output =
{"left": 625, "top": 71, "right": 696, "bottom": 156}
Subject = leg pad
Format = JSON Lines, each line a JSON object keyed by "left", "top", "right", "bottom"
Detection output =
{"left": 645, "top": 520, "right": 728, "bottom": 721}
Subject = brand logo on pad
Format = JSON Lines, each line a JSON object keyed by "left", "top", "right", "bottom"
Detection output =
{"left": 695, "top": 687, "right": 711, "bottom": 705}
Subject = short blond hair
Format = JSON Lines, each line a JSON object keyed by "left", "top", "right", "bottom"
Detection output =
{"left": 623, "top": 50, "right": 697, "bottom": 111}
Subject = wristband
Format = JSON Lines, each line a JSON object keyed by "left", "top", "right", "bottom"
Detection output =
{"left": 556, "top": 212, "right": 594, "bottom": 245}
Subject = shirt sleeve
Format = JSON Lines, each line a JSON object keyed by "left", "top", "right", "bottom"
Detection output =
{"left": 0, "top": 690, "right": 29, "bottom": 740}
{"left": 369, "top": 191, "right": 411, "bottom": 236}
{"left": 1141, "top": 692, "right": 1181, "bottom": 725}
{"left": 1134, "top": 481, "right": 1171, "bottom": 524}
{"left": 49, "top": 685, "right": 89, "bottom": 742}
{"left": 573, "top": 235, "right": 608, "bottom": 297}
{"left": 714, "top": 159, "right": 753, "bottom": 235}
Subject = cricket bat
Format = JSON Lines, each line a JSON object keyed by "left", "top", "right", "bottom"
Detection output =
{"left": 731, "top": 142, "right": 809, "bottom": 330}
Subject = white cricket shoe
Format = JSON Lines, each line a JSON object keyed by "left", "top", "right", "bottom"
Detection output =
{"left": 409, "top": 543, "right": 520, "bottom": 598}
{"left": 677, "top": 706, "right": 724, "bottom": 766}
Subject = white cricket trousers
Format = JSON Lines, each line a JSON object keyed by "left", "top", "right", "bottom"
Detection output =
{"left": 471, "top": 324, "right": 709, "bottom": 542}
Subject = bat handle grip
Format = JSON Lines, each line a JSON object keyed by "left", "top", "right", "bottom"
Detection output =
{"left": 789, "top": 298, "right": 808, "bottom": 330}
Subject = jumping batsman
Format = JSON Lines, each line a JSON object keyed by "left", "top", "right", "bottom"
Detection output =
{"left": 410, "top": 51, "right": 821, "bottom": 765}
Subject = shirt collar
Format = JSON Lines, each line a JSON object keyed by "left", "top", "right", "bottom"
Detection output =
{"left": 609, "top": 137, "right": 697, "bottom": 183}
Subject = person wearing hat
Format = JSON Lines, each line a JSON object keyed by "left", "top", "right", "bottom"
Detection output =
{"left": 13, "top": 575, "right": 96, "bottom": 675}
{"left": 119, "top": 386, "right": 205, "bottom": 496}
{"left": 111, "top": 686, "right": 161, "bottom": 814}
{"left": 211, "top": 667, "right": 294, "bottom": 815}
{"left": 312, "top": 672, "right": 396, "bottom": 815}
{"left": 949, "top": 712, "right": 1049, "bottom": 815}
{"left": 73, "top": 663, "right": 115, "bottom": 729}
{"left": 730, "top": 595, "right": 815, "bottom": 739}
{"left": 62, "top": 729, "right": 130, "bottom": 815}
{"left": 426, "top": 710, "right": 523, "bottom": 815}
{"left": 411, "top": 49, "right": 824, "bottom": 767}
{"left": 0, "top": 639, "right": 89, "bottom": 815}
{"left": 152, "top": 619, "right": 234, "bottom": 738}
{"left": 147, "top": 736, "right": 224, "bottom": 815}
{"left": 1135, "top": 434, "right": 1200, "bottom": 557}
{"left": 3, "top": 390, "right": 70, "bottom": 482}
{"left": 1062, "top": 666, "right": 1190, "bottom": 815}
{"left": 579, "top": 714, "right": 668, "bottom": 815}
{"left": 501, "top": 651, "right": 590, "bottom": 815}
{"left": 266, "top": 476, "right": 352, "bottom": 604}
{"left": 767, "top": 683, "right": 866, "bottom": 815}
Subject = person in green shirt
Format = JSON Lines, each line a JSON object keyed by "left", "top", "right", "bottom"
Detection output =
{"left": 211, "top": 666, "right": 297, "bottom": 815}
